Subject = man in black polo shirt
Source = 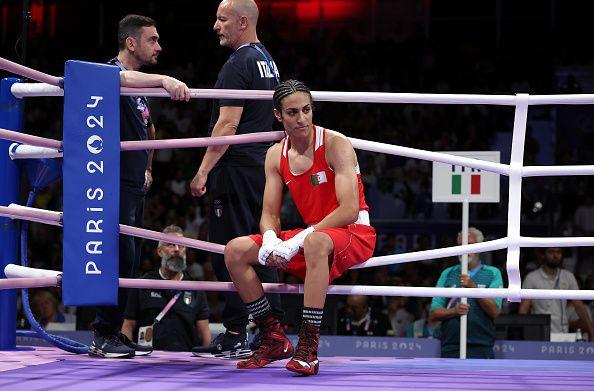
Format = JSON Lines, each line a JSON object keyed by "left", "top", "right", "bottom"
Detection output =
{"left": 122, "top": 225, "right": 211, "bottom": 352}
{"left": 190, "top": 0, "right": 283, "bottom": 358}
{"left": 89, "top": 14, "right": 190, "bottom": 359}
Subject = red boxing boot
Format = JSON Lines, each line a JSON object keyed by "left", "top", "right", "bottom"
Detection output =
{"left": 237, "top": 317, "right": 293, "bottom": 369}
{"left": 285, "top": 322, "right": 320, "bottom": 376}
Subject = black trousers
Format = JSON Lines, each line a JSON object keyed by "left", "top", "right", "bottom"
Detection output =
{"left": 92, "top": 186, "right": 144, "bottom": 335}
{"left": 208, "top": 165, "right": 283, "bottom": 332}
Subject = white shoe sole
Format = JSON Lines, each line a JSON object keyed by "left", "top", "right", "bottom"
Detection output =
{"left": 89, "top": 345, "right": 135, "bottom": 359}
{"left": 192, "top": 348, "right": 252, "bottom": 359}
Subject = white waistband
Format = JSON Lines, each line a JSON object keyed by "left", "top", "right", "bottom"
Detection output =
{"left": 356, "top": 210, "right": 370, "bottom": 226}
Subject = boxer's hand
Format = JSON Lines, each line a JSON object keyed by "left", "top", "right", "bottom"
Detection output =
{"left": 258, "top": 230, "right": 282, "bottom": 266}
{"left": 272, "top": 239, "right": 301, "bottom": 262}
{"left": 266, "top": 254, "right": 290, "bottom": 270}
{"left": 271, "top": 226, "right": 315, "bottom": 261}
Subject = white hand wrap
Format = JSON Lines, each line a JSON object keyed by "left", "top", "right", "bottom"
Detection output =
{"left": 272, "top": 226, "right": 315, "bottom": 262}
{"left": 258, "top": 230, "right": 282, "bottom": 266}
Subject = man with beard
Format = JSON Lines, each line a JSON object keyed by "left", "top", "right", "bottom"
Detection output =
{"left": 429, "top": 227, "right": 503, "bottom": 358}
{"left": 520, "top": 247, "right": 594, "bottom": 341}
{"left": 121, "top": 225, "right": 211, "bottom": 352}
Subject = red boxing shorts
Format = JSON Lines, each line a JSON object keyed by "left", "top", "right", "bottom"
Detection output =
{"left": 249, "top": 223, "right": 376, "bottom": 282}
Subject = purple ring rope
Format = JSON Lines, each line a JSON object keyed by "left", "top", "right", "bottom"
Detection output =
{"left": 0, "top": 127, "right": 284, "bottom": 153}
{"left": 120, "top": 131, "right": 285, "bottom": 151}
{"left": 0, "top": 57, "right": 62, "bottom": 86}
{"left": 0, "top": 276, "right": 59, "bottom": 289}
{"left": 0, "top": 128, "right": 61, "bottom": 149}
{"left": 0, "top": 205, "right": 224, "bottom": 253}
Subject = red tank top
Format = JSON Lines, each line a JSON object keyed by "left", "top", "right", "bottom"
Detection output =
{"left": 279, "top": 125, "right": 369, "bottom": 226}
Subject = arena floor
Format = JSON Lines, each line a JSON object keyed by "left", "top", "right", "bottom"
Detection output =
{"left": 1, "top": 347, "right": 593, "bottom": 390}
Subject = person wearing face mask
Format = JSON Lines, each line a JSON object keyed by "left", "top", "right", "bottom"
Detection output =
{"left": 519, "top": 247, "right": 594, "bottom": 342}
{"left": 121, "top": 225, "right": 211, "bottom": 352}
{"left": 429, "top": 227, "right": 503, "bottom": 358}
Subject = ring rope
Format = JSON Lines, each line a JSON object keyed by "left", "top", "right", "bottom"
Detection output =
{"left": 2, "top": 57, "right": 594, "bottom": 304}
{"left": 3, "top": 265, "right": 594, "bottom": 301}
{"left": 0, "top": 57, "right": 62, "bottom": 86}
{"left": 3, "top": 204, "right": 594, "bottom": 271}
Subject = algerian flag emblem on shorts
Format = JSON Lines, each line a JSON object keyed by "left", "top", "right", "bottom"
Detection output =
{"left": 311, "top": 171, "right": 328, "bottom": 186}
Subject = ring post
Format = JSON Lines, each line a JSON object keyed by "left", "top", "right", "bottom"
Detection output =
{"left": 62, "top": 61, "right": 120, "bottom": 306}
{"left": 459, "top": 200, "right": 469, "bottom": 359}
{"left": 0, "top": 78, "right": 24, "bottom": 350}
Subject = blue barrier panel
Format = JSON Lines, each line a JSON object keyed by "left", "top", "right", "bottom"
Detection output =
{"left": 15, "top": 332, "right": 594, "bottom": 361}
{"left": 62, "top": 61, "right": 120, "bottom": 306}
{"left": 0, "top": 78, "right": 24, "bottom": 350}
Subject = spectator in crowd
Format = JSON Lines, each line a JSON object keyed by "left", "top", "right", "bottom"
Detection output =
{"left": 573, "top": 195, "right": 594, "bottom": 275}
{"left": 170, "top": 169, "right": 188, "bottom": 197}
{"left": 519, "top": 247, "right": 594, "bottom": 342}
{"left": 586, "top": 275, "right": 594, "bottom": 317}
{"left": 386, "top": 296, "right": 415, "bottom": 337}
{"left": 429, "top": 227, "right": 503, "bottom": 358}
{"left": 121, "top": 225, "right": 211, "bottom": 352}
{"left": 406, "top": 298, "right": 437, "bottom": 338}
{"left": 559, "top": 74, "right": 582, "bottom": 94}
{"left": 337, "top": 295, "right": 392, "bottom": 336}
{"left": 574, "top": 196, "right": 594, "bottom": 236}
{"left": 32, "top": 290, "right": 66, "bottom": 328}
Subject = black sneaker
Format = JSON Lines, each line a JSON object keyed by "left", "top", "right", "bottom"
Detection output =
{"left": 89, "top": 332, "right": 135, "bottom": 358}
{"left": 192, "top": 331, "right": 252, "bottom": 359}
{"left": 119, "top": 333, "right": 153, "bottom": 356}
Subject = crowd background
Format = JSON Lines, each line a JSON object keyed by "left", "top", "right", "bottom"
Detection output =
{"left": 3, "top": 0, "right": 594, "bottom": 338}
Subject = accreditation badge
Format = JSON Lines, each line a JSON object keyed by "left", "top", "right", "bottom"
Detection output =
{"left": 138, "top": 325, "right": 154, "bottom": 347}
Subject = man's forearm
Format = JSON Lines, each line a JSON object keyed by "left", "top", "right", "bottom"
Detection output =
{"left": 477, "top": 298, "right": 500, "bottom": 320}
{"left": 196, "top": 320, "right": 211, "bottom": 346}
{"left": 572, "top": 301, "right": 594, "bottom": 335}
{"left": 198, "top": 145, "right": 229, "bottom": 176}
{"left": 198, "top": 119, "right": 237, "bottom": 175}
{"left": 429, "top": 307, "right": 456, "bottom": 322}
{"left": 147, "top": 124, "right": 156, "bottom": 171}
{"left": 120, "top": 70, "right": 169, "bottom": 88}
{"left": 518, "top": 299, "right": 531, "bottom": 315}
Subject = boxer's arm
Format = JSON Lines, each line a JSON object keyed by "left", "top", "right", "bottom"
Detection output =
{"left": 312, "top": 135, "right": 360, "bottom": 230}
{"left": 260, "top": 144, "right": 283, "bottom": 235}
